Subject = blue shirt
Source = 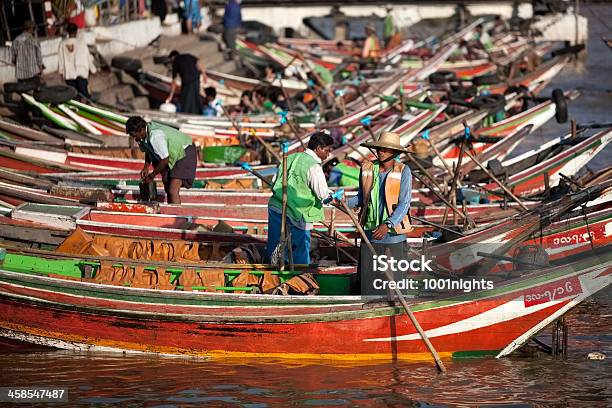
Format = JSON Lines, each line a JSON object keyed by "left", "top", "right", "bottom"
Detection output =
{"left": 347, "top": 163, "right": 412, "bottom": 244}
{"left": 223, "top": 1, "right": 242, "bottom": 29}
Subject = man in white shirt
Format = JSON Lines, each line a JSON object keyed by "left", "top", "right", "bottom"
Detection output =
{"left": 265, "top": 132, "right": 334, "bottom": 265}
{"left": 57, "top": 23, "right": 95, "bottom": 99}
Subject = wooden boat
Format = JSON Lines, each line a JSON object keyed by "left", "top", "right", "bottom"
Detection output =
{"left": 97, "top": 200, "right": 531, "bottom": 226}
{"left": 487, "top": 55, "right": 570, "bottom": 95}
{"left": 433, "top": 93, "right": 570, "bottom": 169}
{"left": 429, "top": 182, "right": 612, "bottom": 274}
{"left": 483, "top": 129, "right": 612, "bottom": 198}
{"left": 0, "top": 244, "right": 609, "bottom": 360}
{"left": 206, "top": 70, "right": 307, "bottom": 96}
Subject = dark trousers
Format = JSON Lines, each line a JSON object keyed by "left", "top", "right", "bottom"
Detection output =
{"left": 66, "top": 77, "right": 90, "bottom": 100}
{"left": 180, "top": 79, "right": 201, "bottom": 114}
{"left": 359, "top": 240, "right": 408, "bottom": 297}
{"left": 223, "top": 28, "right": 239, "bottom": 56}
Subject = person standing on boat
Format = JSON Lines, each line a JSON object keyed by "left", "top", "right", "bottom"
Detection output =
{"left": 265, "top": 132, "right": 335, "bottom": 265}
{"left": 57, "top": 23, "right": 95, "bottom": 100}
{"left": 166, "top": 50, "right": 208, "bottom": 114}
{"left": 383, "top": 5, "right": 398, "bottom": 48}
{"left": 11, "top": 20, "right": 44, "bottom": 87}
{"left": 361, "top": 22, "right": 382, "bottom": 62}
{"left": 222, "top": 0, "right": 242, "bottom": 61}
{"left": 125, "top": 116, "right": 197, "bottom": 205}
{"left": 343, "top": 132, "right": 412, "bottom": 293}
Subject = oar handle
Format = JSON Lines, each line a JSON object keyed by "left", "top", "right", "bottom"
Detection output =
{"left": 322, "top": 188, "right": 344, "bottom": 205}
{"left": 237, "top": 162, "right": 273, "bottom": 187}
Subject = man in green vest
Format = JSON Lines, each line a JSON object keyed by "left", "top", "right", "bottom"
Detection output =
{"left": 383, "top": 4, "right": 397, "bottom": 47}
{"left": 344, "top": 132, "right": 412, "bottom": 295}
{"left": 126, "top": 116, "right": 196, "bottom": 204}
{"left": 265, "top": 132, "right": 335, "bottom": 265}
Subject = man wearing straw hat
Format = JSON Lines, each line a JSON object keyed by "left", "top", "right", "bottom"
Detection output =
{"left": 361, "top": 22, "right": 382, "bottom": 61}
{"left": 345, "top": 132, "right": 412, "bottom": 290}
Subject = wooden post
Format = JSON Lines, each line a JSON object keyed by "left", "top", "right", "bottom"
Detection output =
{"left": 405, "top": 154, "right": 446, "bottom": 195}
{"left": 1, "top": 4, "right": 11, "bottom": 41}
{"left": 27, "top": 0, "right": 36, "bottom": 38}
{"left": 410, "top": 169, "right": 469, "bottom": 223}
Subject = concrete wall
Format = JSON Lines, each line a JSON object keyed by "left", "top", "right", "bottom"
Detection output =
{"left": 532, "top": 13, "right": 588, "bottom": 46}
{"left": 240, "top": 2, "right": 534, "bottom": 36}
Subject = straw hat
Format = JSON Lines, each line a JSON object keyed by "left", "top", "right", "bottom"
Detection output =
{"left": 361, "top": 132, "right": 409, "bottom": 154}
{"left": 365, "top": 22, "right": 376, "bottom": 33}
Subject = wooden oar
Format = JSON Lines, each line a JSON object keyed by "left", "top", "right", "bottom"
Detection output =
{"left": 331, "top": 190, "right": 447, "bottom": 373}
{"left": 218, "top": 101, "right": 282, "bottom": 163}
{"left": 422, "top": 129, "right": 454, "bottom": 181}
{"left": 238, "top": 162, "right": 272, "bottom": 188}
{"left": 443, "top": 122, "right": 470, "bottom": 225}
{"left": 271, "top": 142, "right": 292, "bottom": 271}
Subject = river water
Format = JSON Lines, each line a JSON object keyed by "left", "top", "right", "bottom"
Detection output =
{"left": 0, "top": 292, "right": 610, "bottom": 407}
{"left": 1, "top": 5, "right": 611, "bottom": 408}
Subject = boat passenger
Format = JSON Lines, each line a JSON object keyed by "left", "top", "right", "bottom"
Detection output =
{"left": 238, "top": 90, "right": 256, "bottom": 114}
{"left": 342, "top": 132, "right": 412, "bottom": 294}
{"left": 125, "top": 116, "right": 197, "bottom": 205}
{"left": 361, "top": 23, "right": 382, "bottom": 61}
{"left": 166, "top": 50, "right": 208, "bottom": 114}
{"left": 223, "top": 0, "right": 243, "bottom": 60}
{"left": 202, "top": 86, "right": 222, "bottom": 117}
{"left": 265, "top": 132, "right": 335, "bottom": 265}
{"left": 11, "top": 20, "right": 44, "bottom": 88}
{"left": 264, "top": 65, "right": 277, "bottom": 83}
{"left": 383, "top": 4, "right": 398, "bottom": 48}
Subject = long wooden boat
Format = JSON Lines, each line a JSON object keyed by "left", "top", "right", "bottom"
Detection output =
{"left": 487, "top": 55, "right": 570, "bottom": 95}
{"left": 0, "top": 244, "right": 609, "bottom": 360}
{"left": 484, "top": 129, "right": 612, "bottom": 198}
{"left": 99, "top": 198, "right": 532, "bottom": 222}
{"left": 433, "top": 95, "right": 564, "bottom": 169}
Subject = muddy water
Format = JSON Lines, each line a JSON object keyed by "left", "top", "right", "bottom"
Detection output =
{"left": 1, "top": 5, "right": 611, "bottom": 408}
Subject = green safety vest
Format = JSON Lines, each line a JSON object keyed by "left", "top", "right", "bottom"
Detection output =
{"left": 269, "top": 152, "right": 324, "bottom": 223}
{"left": 140, "top": 122, "right": 193, "bottom": 169}
{"left": 334, "top": 162, "right": 360, "bottom": 187}
{"left": 384, "top": 15, "right": 396, "bottom": 39}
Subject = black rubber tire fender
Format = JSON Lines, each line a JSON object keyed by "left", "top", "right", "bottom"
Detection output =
{"left": 111, "top": 56, "right": 142, "bottom": 73}
{"left": 505, "top": 85, "right": 531, "bottom": 112}
{"left": 429, "top": 70, "right": 457, "bottom": 84}
{"left": 472, "top": 73, "right": 501, "bottom": 86}
{"left": 552, "top": 44, "right": 585, "bottom": 57}
{"left": 4, "top": 81, "right": 40, "bottom": 94}
{"left": 450, "top": 84, "right": 478, "bottom": 100}
{"left": 153, "top": 55, "right": 172, "bottom": 65}
{"left": 33, "top": 85, "right": 78, "bottom": 105}
{"left": 469, "top": 94, "right": 506, "bottom": 111}
{"left": 552, "top": 88, "right": 568, "bottom": 124}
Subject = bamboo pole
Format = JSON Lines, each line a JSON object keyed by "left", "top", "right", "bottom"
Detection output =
{"left": 334, "top": 197, "right": 447, "bottom": 373}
